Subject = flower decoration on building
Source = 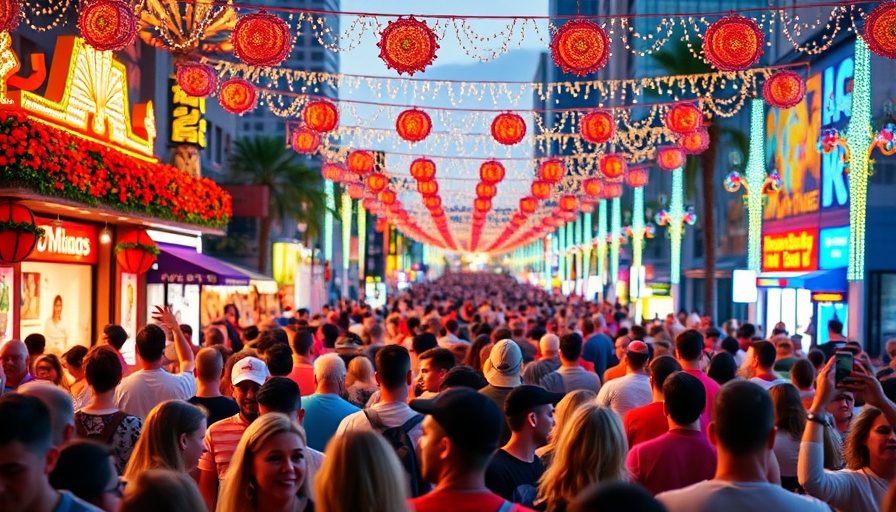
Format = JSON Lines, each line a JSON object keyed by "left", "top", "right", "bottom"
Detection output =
{"left": 626, "top": 166, "right": 649, "bottom": 188}
{"left": 347, "top": 150, "right": 375, "bottom": 175}
{"left": 396, "top": 108, "right": 432, "bottom": 143}
{"left": 0, "top": 0, "right": 22, "bottom": 34}
{"left": 550, "top": 19, "right": 610, "bottom": 75}
{"left": 290, "top": 128, "right": 320, "bottom": 154}
{"left": 377, "top": 16, "right": 439, "bottom": 75}
{"left": 761, "top": 170, "right": 783, "bottom": 195}
{"left": 579, "top": 110, "right": 615, "bottom": 144}
{"left": 491, "top": 113, "right": 527, "bottom": 145}
{"left": 366, "top": 172, "right": 389, "bottom": 192}
{"left": 864, "top": 1, "right": 896, "bottom": 58}
{"left": 303, "top": 100, "right": 338, "bottom": 133}
{"left": 176, "top": 62, "right": 217, "bottom": 98}
{"left": 816, "top": 128, "right": 851, "bottom": 175}
{"left": 875, "top": 123, "right": 896, "bottom": 154}
{"left": 723, "top": 170, "right": 745, "bottom": 193}
{"left": 531, "top": 180, "right": 551, "bottom": 199}
{"left": 78, "top": 0, "right": 137, "bottom": 52}
{"left": 114, "top": 229, "right": 159, "bottom": 275}
{"left": 232, "top": 11, "right": 292, "bottom": 67}
{"left": 657, "top": 146, "right": 686, "bottom": 171}
{"left": 218, "top": 78, "right": 256, "bottom": 114}
{"left": 321, "top": 162, "right": 345, "bottom": 182}
{"left": 702, "top": 15, "right": 764, "bottom": 71}
{"left": 410, "top": 158, "right": 436, "bottom": 181}
{"left": 479, "top": 160, "right": 505, "bottom": 184}
{"left": 0, "top": 202, "right": 43, "bottom": 264}
{"left": 679, "top": 128, "right": 710, "bottom": 155}
{"left": 582, "top": 177, "right": 603, "bottom": 197}
{"left": 665, "top": 103, "right": 703, "bottom": 135}
{"left": 599, "top": 153, "right": 626, "bottom": 181}
{"left": 539, "top": 159, "right": 566, "bottom": 183}
{"left": 763, "top": 71, "right": 806, "bottom": 109}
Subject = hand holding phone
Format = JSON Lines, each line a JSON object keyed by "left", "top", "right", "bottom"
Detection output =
{"left": 834, "top": 350, "right": 854, "bottom": 385}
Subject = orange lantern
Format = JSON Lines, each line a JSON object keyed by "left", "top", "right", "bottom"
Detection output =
{"left": 430, "top": 206, "right": 445, "bottom": 218}
{"left": 762, "top": 71, "right": 806, "bottom": 110}
{"left": 538, "top": 159, "right": 566, "bottom": 184}
{"left": 379, "top": 189, "right": 397, "bottom": 205}
{"left": 346, "top": 183, "right": 364, "bottom": 199}
{"left": 626, "top": 166, "right": 649, "bottom": 188}
{"left": 291, "top": 128, "right": 320, "bottom": 154}
{"left": 366, "top": 172, "right": 389, "bottom": 192}
{"left": 114, "top": 229, "right": 158, "bottom": 275}
{"left": 558, "top": 194, "right": 578, "bottom": 212}
{"left": 491, "top": 113, "right": 527, "bottom": 145}
{"left": 423, "top": 196, "right": 442, "bottom": 209}
{"left": 417, "top": 180, "right": 439, "bottom": 197}
{"left": 409, "top": 158, "right": 437, "bottom": 181}
{"left": 321, "top": 162, "right": 345, "bottom": 182}
{"left": 602, "top": 182, "right": 623, "bottom": 199}
{"left": 218, "top": 78, "right": 257, "bottom": 114}
{"left": 679, "top": 128, "right": 710, "bottom": 155}
{"left": 582, "top": 177, "right": 603, "bottom": 197}
{"left": 599, "top": 153, "right": 627, "bottom": 181}
{"left": 665, "top": 103, "right": 702, "bottom": 135}
{"left": 703, "top": 15, "right": 764, "bottom": 71}
{"left": 550, "top": 19, "right": 610, "bottom": 75}
{"left": 377, "top": 16, "right": 439, "bottom": 75}
{"left": 519, "top": 196, "right": 538, "bottom": 214}
{"left": 657, "top": 146, "right": 686, "bottom": 171}
{"left": 511, "top": 214, "right": 527, "bottom": 227}
{"left": 580, "top": 110, "right": 615, "bottom": 144}
{"left": 474, "top": 198, "right": 492, "bottom": 213}
{"left": 0, "top": 0, "right": 21, "bottom": 33}
{"left": 176, "top": 62, "right": 218, "bottom": 98}
{"left": 476, "top": 182, "right": 497, "bottom": 199}
{"left": 864, "top": 2, "right": 896, "bottom": 58}
{"left": 347, "top": 150, "right": 375, "bottom": 175}
{"left": 78, "top": 0, "right": 136, "bottom": 51}
{"left": 303, "top": 100, "right": 338, "bottom": 133}
{"left": 232, "top": 12, "right": 293, "bottom": 67}
{"left": 479, "top": 160, "right": 506, "bottom": 184}
{"left": 396, "top": 108, "right": 432, "bottom": 142}
{"left": 531, "top": 180, "right": 551, "bottom": 199}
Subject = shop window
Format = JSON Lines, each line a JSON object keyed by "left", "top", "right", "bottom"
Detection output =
{"left": 311, "top": 51, "right": 325, "bottom": 62}
{"left": 869, "top": 271, "right": 896, "bottom": 358}
{"left": 19, "top": 262, "right": 93, "bottom": 355}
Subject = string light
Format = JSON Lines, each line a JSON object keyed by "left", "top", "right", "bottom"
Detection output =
{"left": 744, "top": 99, "right": 765, "bottom": 273}
{"left": 847, "top": 38, "right": 872, "bottom": 282}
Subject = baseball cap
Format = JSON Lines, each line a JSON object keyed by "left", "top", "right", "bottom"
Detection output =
{"left": 485, "top": 339, "right": 523, "bottom": 388}
{"left": 231, "top": 356, "right": 270, "bottom": 386}
{"left": 504, "top": 385, "right": 565, "bottom": 417}
{"left": 627, "top": 340, "right": 649, "bottom": 355}
{"left": 410, "top": 388, "right": 503, "bottom": 452}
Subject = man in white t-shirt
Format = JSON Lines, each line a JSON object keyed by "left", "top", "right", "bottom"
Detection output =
{"left": 746, "top": 341, "right": 788, "bottom": 390}
{"left": 114, "top": 305, "right": 196, "bottom": 419}
{"left": 656, "top": 380, "right": 830, "bottom": 512}
{"left": 596, "top": 340, "right": 652, "bottom": 418}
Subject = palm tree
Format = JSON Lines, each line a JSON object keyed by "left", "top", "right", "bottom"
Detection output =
{"left": 226, "top": 136, "right": 328, "bottom": 272}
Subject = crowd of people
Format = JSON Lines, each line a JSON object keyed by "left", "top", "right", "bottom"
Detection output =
{"left": 3, "top": 271, "right": 896, "bottom": 511}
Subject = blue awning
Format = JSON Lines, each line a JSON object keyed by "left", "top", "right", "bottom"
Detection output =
{"left": 146, "top": 243, "right": 250, "bottom": 287}
{"left": 757, "top": 268, "right": 847, "bottom": 293}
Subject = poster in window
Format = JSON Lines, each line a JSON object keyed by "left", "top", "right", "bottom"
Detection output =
{"left": 0, "top": 267, "right": 13, "bottom": 343}
{"left": 21, "top": 272, "right": 40, "bottom": 322}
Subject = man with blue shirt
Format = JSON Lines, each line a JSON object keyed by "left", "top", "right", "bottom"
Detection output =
{"left": 302, "top": 353, "right": 360, "bottom": 451}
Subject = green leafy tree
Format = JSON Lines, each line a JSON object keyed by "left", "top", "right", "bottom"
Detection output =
{"left": 226, "top": 136, "right": 328, "bottom": 272}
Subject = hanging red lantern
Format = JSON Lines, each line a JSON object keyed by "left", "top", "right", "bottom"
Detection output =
{"left": 601, "top": 182, "right": 623, "bottom": 199}
{"left": 362, "top": 197, "right": 380, "bottom": 212}
{"left": 479, "top": 160, "right": 506, "bottom": 184}
{"left": 321, "top": 162, "right": 345, "bottom": 182}
{"left": 657, "top": 146, "right": 686, "bottom": 171}
{"left": 864, "top": 2, "right": 896, "bottom": 58}
{"left": 763, "top": 71, "right": 806, "bottom": 110}
{"left": 679, "top": 128, "right": 710, "bottom": 155}
{"left": 558, "top": 194, "right": 578, "bottom": 212}
{"left": 511, "top": 214, "right": 527, "bottom": 227}
{"left": 475, "top": 182, "right": 497, "bottom": 199}
{"left": 417, "top": 180, "right": 439, "bottom": 197}
{"left": 531, "top": 180, "right": 551, "bottom": 200}
{"left": 519, "top": 196, "right": 538, "bottom": 214}
{"left": 430, "top": 207, "right": 445, "bottom": 218}
{"left": 491, "top": 113, "right": 527, "bottom": 146}
{"left": 580, "top": 201, "right": 595, "bottom": 213}
{"left": 550, "top": 19, "right": 610, "bottom": 75}
{"left": 582, "top": 178, "right": 603, "bottom": 197}
{"left": 396, "top": 108, "right": 432, "bottom": 142}
{"left": 599, "top": 153, "right": 627, "bottom": 181}
{"left": 303, "top": 100, "right": 338, "bottom": 133}
{"left": 543, "top": 216, "right": 558, "bottom": 228}
{"left": 366, "top": 172, "right": 389, "bottom": 192}
{"left": 347, "top": 150, "right": 375, "bottom": 175}
{"left": 580, "top": 110, "right": 615, "bottom": 144}
{"left": 114, "top": 229, "right": 159, "bottom": 275}
{"left": 176, "top": 62, "right": 218, "bottom": 98}
{"left": 539, "top": 159, "right": 566, "bottom": 184}
{"left": 665, "top": 103, "right": 703, "bottom": 135}
{"left": 78, "top": 0, "right": 137, "bottom": 52}
{"left": 0, "top": 0, "right": 22, "bottom": 33}
{"left": 346, "top": 183, "right": 364, "bottom": 200}
{"left": 474, "top": 198, "right": 492, "bottom": 213}
{"left": 232, "top": 12, "right": 293, "bottom": 67}
{"left": 377, "top": 16, "right": 439, "bottom": 75}
{"left": 379, "top": 189, "right": 397, "bottom": 205}
{"left": 291, "top": 128, "right": 320, "bottom": 154}
{"left": 560, "top": 211, "right": 577, "bottom": 222}
{"left": 0, "top": 202, "right": 43, "bottom": 264}
{"left": 423, "top": 196, "right": 442, "bottom": 209}
{"left": 626, "top": 166, "right": 649, "bottom": 188}
{"left": 703, "top": 15, "right": 764, "bottom": 71}
{"left": 218, "top": 78, "right": 256, "bottom": 115}
{"left": 409, "top": 158, "right": 436, "bottom": 181}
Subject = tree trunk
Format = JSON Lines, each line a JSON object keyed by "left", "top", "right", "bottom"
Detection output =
{"left": 258, "top": 215, "right": 272, "bottom": 273}
{"left": 700, "top": 123, "right": 719, "bottom": 321}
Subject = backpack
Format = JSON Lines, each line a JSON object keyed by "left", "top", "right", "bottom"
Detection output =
{"left": 363, "top": 409, "right": 426, "bottom": 497}
{"left": 74, "top": 410, "right": 128, "bottom": 444}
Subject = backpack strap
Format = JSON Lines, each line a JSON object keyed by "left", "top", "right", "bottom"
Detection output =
{"left": 496, "top": 500, "right": 514, "bottom": 512}
{"left": 74, "top": 411, "right": 89, "bottom": 439}
{"left": 399, "top": 414, "right": 424, "bottom": 433}
{"left": 363, "top": 408, "right": 386, "bottom": 430}
{"left": 97, "top": 411, "right": 129, "bottom": 445}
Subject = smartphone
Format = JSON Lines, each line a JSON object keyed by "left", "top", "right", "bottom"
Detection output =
{"left": 834, "top": 351, "right": 854, "bottom": 385}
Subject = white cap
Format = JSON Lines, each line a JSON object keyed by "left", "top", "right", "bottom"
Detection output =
{"left": 231, "top": 356, "right": 269, "bottom": 386}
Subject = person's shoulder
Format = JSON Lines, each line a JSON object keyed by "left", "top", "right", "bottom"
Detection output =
{"left": 55, "top": 490, "right": 104, "bottom": 512}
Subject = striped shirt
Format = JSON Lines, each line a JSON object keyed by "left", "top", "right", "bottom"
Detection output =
{"left": 198, "top": 414, "right": 250, "bottom": 480}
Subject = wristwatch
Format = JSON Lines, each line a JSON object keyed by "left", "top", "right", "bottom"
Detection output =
{"left": 806, "top": 412, "right": 831, "bottom": 428}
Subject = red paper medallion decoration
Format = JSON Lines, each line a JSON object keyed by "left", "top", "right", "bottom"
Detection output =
{"left": 679, "top": 128, "right": 710, "bottom": 155}
{"left": 550, "top": 19, "right": 610, "bottom": 75}
{"left": 78, "top": 0, "right": 137, "bottom": 52}
{"left": 0, "top": 202, "right": 41, "bottom": 264}
{"left": 0, "top": 0, "right": 22, "bottom": 33}
{"left": 176, "top": 62, "right": 217, "bottom": 98}
{"left": 703, "top": 15, "right": 764, "bottom": 71}
{"left": 492, "top": 113, "right": 527, "bottom": 145}
{"left": 379, "top": 189, "right": 397, "bottom": 205}
{"left": 366, "top": 172, "right": 389, "bottom": 193}
{"left": 475, "top": 182, "right": 497, "bottom": 199}
{"left": 417, "top": 180, "right": 439, "bottom": 197}
{"left": 232, "top": 12, "right": 292, "bottom": 67}
{"left": 864, "top": 1, "right": 896, "bottom": 58}
{"left": 377, "top": 16, "right": 439, "bottom": 75}
{"left": 218, "top": 78, "right": 257, "bottom": 114}
{"left": 410, "top": 158, "right": 436, "bottom": 181}
{"left": 558, "top": 195, "right": 578, "bottom": 212}
{"left": 580, "top": 110, "right": 615, "bottom": 144}
{"left": 583, "top": 178, "right": 603, "bottom": 197}
{"left": 396, "top": 108, "right": 432, "bottom": 142}
{"left": 531, "top": 180, "right": 551, "bottom": 200}
{"left": 479, "top": 160, "right": 506, "bottom": 184}
{"left": 599, "top": 153, "right": 627, "bottom": 181}
{"left": 657, "top": 146, "right": 686, "bottom": 171}
{"left": 665, "top": 103, "right": 703, "bottom": 135}
{"left": 626, "top": 166, "right": 649, "bottom": 188}
{"left": 538, "top": 159, "right": 566, "bottom": 184}
{"left": 321, "top": 163, "right": 345, "bottom": 182}
{"left": 303, "top": 100, "right": 338, "bottom": 133}
{"left": 602, "top": 182, "right": 623, "bottom": 199}
{"left": 520, "top": 197, "right": 538, "bottom": 214}
{"left": 291, "top": 128, "right": 320, "bottom": 154}
{"left": 115, "top": 229, "right": 158, "bottom": 275}
{"left": 763, "top": 71, "right": 806, "bottom": 110}
{"left": 347, "top": 150, "right": 375, "bottom": 175}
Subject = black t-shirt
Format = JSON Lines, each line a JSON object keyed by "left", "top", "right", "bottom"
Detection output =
{"left": 485, "top": 449, "right": 545, "bottom": 508}
{"left": 188, "top": 395, "right": 240, "bottom": 425}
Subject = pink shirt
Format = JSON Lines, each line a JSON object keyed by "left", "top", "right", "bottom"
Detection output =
{"left": 683, "top": 368, "right": 720, "bottom": 433}
{"left": 198, "top": 414, "right": 250, "bottom": 480}
{"left": 287, "top": 364, "right": 315, "bottom": 396}
{"left": 626, "top": 429, "right": 717, "bottom": 496}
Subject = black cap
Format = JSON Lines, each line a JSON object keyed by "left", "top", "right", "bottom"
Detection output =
{"left": 103, "top": 325, "right": 129, "bottom": 349}
{"left": 504, "top": 385, "right": 565, "bottom": 417}
{"left": 410, "top": 388, "right": 503, "bottom": 453}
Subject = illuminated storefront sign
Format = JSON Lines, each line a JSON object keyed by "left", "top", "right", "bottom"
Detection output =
{"left": 819, "top": 226, "right": 850, "bottom": 269}
{"left": 762, "top": 228, "right": 819, "bottom": 272}
{"left": 169, "top": 80, "right": 207, "bottom": 148}
{"left": 28, "top": 218, "right": 98, "bottom": 265}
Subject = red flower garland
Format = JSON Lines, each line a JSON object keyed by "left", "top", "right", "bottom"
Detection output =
{"left": 291, "top": 128, "right": 320, "bottom": 154}
{"left": 232, "top": 12, "right": 293, "bottom": 67}
{"left": 218, "top": 78, "right": 257, "bottom": 114}
{"left": 703, "top": 15, "right": 764, "bottom": 71}
{"left": 762, "top": 71, "right": 806, "bottom": 109}
{"left": 492, "top": 113, "right": 527, "bottom": 145}
{"left": 0, "top": 0, "right": 22, "bottom": 33}
{"left": 864, "top": 1, "right": 896, "bottom": 58}
{"left": 176, "top": 62, "right": 218, "bottom": 98}
{"left": 396, "top": 108, "right": 432, "bottom": 142}
{"left": 303, "top": 100, "right": 338, "bottom": 133}
{"left": 665, "top": 103, "right": 703, "bottom": 135}
{"left": 377, "top": 16, "right": 439, "bottom": 75}
{"left": 580, "top": 110, "right": 615, "bottom": 144}
{"left": 78, "top": 0, "right": 137, "bottom": 52}
{"left": 550, "top": 19, "right": 610, "bottom": 75}
{"left": 679, "top": 128, "right": 710, "bottom": 155}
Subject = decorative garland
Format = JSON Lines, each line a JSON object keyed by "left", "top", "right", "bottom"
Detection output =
{"left": 114, "top": 241, "right": 161, "bottom": 256}
{"left": 0, "top": 219, "right": 45, "bottom": 236}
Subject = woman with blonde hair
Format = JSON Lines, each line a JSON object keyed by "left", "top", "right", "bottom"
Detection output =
{"left": 218, "top": 412, "right": 314, "bottom": 512}
{"left": 537, "top": 403, "right": 628, "bottom": 511}
{"left": 119, "top": 468, "right": 206, "bottom": 512}
{"left": 315, "top": 430, "right": 408, "bottom": 512}
{"left": 537, "top": 389, "right": 596, "bottom": 467}
{"left": 345, "top": 356, "right": 378, "bottom": 408}
{"left": 123, "top": 400, "right": 207, "bottom": 481}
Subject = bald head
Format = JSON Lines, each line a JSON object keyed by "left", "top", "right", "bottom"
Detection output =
{"left": 540, "top": 334, "right": 560, "bottom": 359}
{"left": 1, "top": 340, "right": 29, "bottom": 385}
{"left": 18, "top": 380, "right": 75, "bottom": 447}
{"left": 195, "top": 347, "right": 225, "bottom": 383}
